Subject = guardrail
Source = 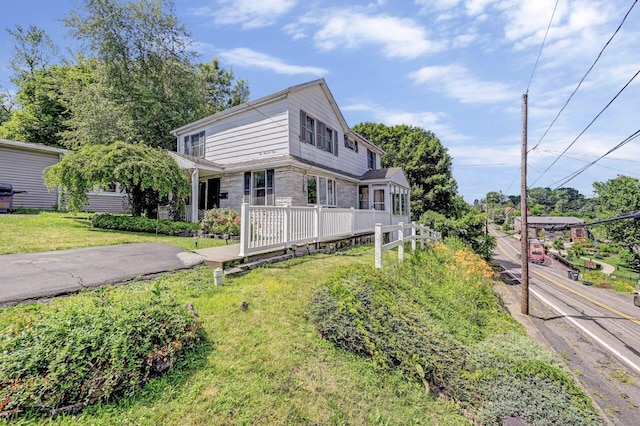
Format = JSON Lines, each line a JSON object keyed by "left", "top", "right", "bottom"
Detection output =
{"left": 374, "top": 222, "right": 441, "bottom": 268}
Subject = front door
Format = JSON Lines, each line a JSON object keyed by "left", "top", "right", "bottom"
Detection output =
{"left": 207, "top": 178, "right": 220, "bottom": 209}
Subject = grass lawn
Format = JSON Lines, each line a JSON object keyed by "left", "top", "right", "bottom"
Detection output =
{"left": 0, "top": 211, "right": 226, "bottom": 254}
{"left": 1, "top": 252, "right": 471, "bottom": 425}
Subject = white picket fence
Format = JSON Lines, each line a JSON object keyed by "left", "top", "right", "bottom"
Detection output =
{"left": 239, "top": 203, "right": 409, "bottom": 257}
{"left": 374, "top": 222, "right": 441, "bottom": 268}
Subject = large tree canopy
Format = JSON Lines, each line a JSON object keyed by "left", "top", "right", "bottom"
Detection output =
{"left": 593, "top": 175, "right": 640, "bottom": 252}
{"left": 45, "top": 141, "right": 190, "bottom": 217}
{"left": 352, "top": 122, "right": 458, "bottom": 219}
{"left": 2, "top": 0, "right": 249, "bottom": 150}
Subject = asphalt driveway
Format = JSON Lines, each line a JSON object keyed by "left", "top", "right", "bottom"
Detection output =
{"left": 0, "top": 243, "right": 204, "bottom": 306}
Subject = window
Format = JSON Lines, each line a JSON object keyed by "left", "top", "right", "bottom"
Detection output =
{"left": 300, "top": 110, "right": 338, "bottom": 156}
{"left": 392, "top": 185, "right": 409, "bottom": 215}
{"left": 244, "top": 169, "right": 274, "bottom": 206}
{"left": 321, "top": 125, "right": 336, "bottom": 154}
{"left": 358, "top": 185, "right": 369, "bottom": 209}
{"left": 183, "top": 131, "right": 205, "bottom": 158}
{"left": 367, "top": 149, "right": 376, "bottom": 169}
{"left": 306, "top": 175, "right": 336, "bottom": 206}
{"left": 300, "top": 111, "right": 315, "bottom": 145}
{"left": 373, "top": 188, "right": 385, "bottom": 211}
{"left": 344, "top": 135, "right": 358, "bottom": 152}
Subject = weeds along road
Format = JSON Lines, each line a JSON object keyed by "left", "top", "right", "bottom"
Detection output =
{"left": 490, "top": 225, "right": 640, "bottom": 425}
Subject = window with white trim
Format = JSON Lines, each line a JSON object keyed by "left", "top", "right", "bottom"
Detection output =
{"left": 244, "top": 169, "right": 274, "bottom": 206}
{"left": 392, "top": 185, "right": 409, "bottom": 215}
{"left": 373, "top": 188, "right": 385, "bottom": 211}
{"left": 300, "top": 110, "right": 339, "bottom": 156}
{"left": 306, "top": 175, "right": 336, "bottom": 206}
{"left": 183, "top": 131, "right": 205, "bottom": 158}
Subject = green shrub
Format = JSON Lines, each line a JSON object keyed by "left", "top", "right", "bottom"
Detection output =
{"left": 200, "top": 208, "right": 240, "bottom": 236}
{"left": 91, "top": 213, "right": 199, "bottom": 236}
{"left": 0, "top": 286, "right": 205, "bottom": 417}
{"left": 452, "top": 333, "right": 602, "bottom": 425}
{"left": 309, "top": 241, "right": 602, "bottom": 425}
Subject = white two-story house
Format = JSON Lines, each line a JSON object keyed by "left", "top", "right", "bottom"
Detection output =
{"left": 169, "top": 79, "right": 411, "bottom": 227}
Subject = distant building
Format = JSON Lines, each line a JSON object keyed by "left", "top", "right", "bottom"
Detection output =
{"left": 513, "top": 216, "right": 587, "bottom": 242}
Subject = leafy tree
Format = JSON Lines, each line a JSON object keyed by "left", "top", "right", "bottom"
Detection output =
{"left": 419, "top": 208, "right": 496, "bottom": 260}
{"left": 44, "top": 141, "right": 190, "bottom": 218}
{"left": 593, "top": 175, "right": 640, "bottom": 253}
{"left": 0, "top": 24, "right": 68, "bottom": 146}
{"left": 352, "top": 122, "right": 457, "bottom": 220}
{"left": 61, "top": 0, "right": 248, "bottom": 150}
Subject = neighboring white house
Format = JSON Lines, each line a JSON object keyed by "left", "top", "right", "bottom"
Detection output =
{"left": 169, "top": 79, "right": 411, "bottom": 225}
{"left": 0, "top": 139, "right": 129, "bottom": 213}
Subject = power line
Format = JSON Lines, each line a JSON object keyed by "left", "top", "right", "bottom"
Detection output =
{"left": 530, "top": 68, "right": 640, "bottom": 187}
{"left": 526, "top": 0, "right": 560, "bottom": 92}
{"left": 550, "top": 128, "right": 640, "bottom": 189}
{"left": 529, "top": 0, "right": 638, "bottom": 152}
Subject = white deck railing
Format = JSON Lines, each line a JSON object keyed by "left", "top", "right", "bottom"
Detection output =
{"left": 374, "top": 222, "right": 441, "bottom": 268}
{"left": 239, "top": 203, "right": 409, "bottom": 257}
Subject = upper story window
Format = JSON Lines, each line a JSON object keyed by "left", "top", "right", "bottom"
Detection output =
{"left": 300, "top": 110, "right": 338, "bottom": 157}
{"left": 300, "top": 111, "right": 315, "bottom": 146}
{"left": 344, "top": 135, "right": 358, "bottom": 152}
{"left": 367, "top": 149, "right": 376, "bottom": 169}
{"left": 183, "top": 131, "right": 205, "bottom": 158}
{"left": 244, "top": 169, "right": 274, "bottom": 206}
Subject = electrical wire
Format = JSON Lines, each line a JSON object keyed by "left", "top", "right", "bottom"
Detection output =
{"left": 526, "top": 0, "right": 560, "bottom": 92}
{"left": 550, "top": 128, "right": 640, "bottom": 189}
{"left": 530, "top": 68, "right": 640, "bottom": 187}
{"left": 529, "top": 0, "right": 638, "bottom": 152}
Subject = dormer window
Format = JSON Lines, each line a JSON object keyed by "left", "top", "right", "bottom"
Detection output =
{"left": 183, "top": 131, "right": 205, "bottom": 158}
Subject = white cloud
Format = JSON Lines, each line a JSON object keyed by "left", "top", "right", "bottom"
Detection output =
{"left": 218, "top": 48, "right": 328, "bottom": 76}
{"left": 343, "top": 102, "right": 469, "bottom": 142}
{"left": 287, "top": 9, "right": 444, "bottom": 59}
{"left": 191, "top": 0, "right": 296, "bottom": 29}
{"left": 409, "top": 64, "right": 517, "bottom": 104}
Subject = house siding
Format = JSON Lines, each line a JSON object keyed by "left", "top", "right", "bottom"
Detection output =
{"left": 0, "top": 145, "right": 60, "bottom": 209}
{"left": 84, "top": 193, "right": 129, "bottom": 213}
{"left": 1, "top": 141, "right": 129, "bottom": 213}
{"left": 287, "top": 85, "right": 375, "bottom": 177}
{"left": 180, "top": 99, "right": 290, "bottom": 165}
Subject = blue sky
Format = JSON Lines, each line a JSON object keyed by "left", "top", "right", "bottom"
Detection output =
{"left": 1, "top": 0, "right": 639, "bottom": 204}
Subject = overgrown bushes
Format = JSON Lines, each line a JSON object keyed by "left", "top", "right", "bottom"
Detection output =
{"left": 0, "top": 285, "right": 205, "bottom": 417}
{"left": 91, "top": 213, "right": 199, "bottom": 236}
{"left": 309, "top": 240, "right": 602, "bottom": 425}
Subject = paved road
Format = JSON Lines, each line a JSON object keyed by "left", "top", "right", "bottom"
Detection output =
{"left": 0, "top": 243, "right": 204, "bottom": 306}
{"left": 491, "top": 227, "right": 640, "bottom": 425}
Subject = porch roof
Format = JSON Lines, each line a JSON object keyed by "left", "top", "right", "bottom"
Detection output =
{"left": 360, "top": 167, "right": 410, "bottom": 188}
{"left": 168, "top": 152, "right": 223, "bottom": 173}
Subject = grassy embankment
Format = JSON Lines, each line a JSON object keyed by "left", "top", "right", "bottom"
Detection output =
{"left": 1, "top": 239, "right": 602, "bottom": 425}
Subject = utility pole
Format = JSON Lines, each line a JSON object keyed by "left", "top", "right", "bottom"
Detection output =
{"left": 520, "top": 93, "right": 529, "bottom": 315}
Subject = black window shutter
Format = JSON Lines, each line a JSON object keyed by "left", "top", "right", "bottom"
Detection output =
{"left": 267, "top": 169, "right": 274, "bottom": 191}
{"left": 344, "top": 134, "right": 349, "bottom": 147}
{"left": 355, "top": 141, "right": 359, "bottom": 153}
{"left": 334, "top": 130, "right": 338, "bottom": 156}
{"left": 300, "top": 110, "right": 307, "bottom": 142}
{"left": 316, "top": 121, "right": 325, "bottom": 150}
{"left": 244, "top": 172, "right": 251, "bottom": 196}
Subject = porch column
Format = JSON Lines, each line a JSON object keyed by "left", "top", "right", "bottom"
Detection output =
{"left": 191, "top": 168, "right": 199, "bottom": 222}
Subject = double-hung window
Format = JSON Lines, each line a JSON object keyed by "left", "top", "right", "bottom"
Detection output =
{"left": 300, "top": 110, "right": 339, "bottom": 156}
{"left": 344, "top": 135, "right": 358, "bottom": 152}
{"left": 244, "top": 169, "right": 275, "bottom": 206}
{"left": 183, "top": 131, "right": 206, "bottom": 158}
{"left": 367, "top": 149, "right": 376, "bottom": 169}
{"left": 306, "top": 175, "right": 336, "bottom": 206}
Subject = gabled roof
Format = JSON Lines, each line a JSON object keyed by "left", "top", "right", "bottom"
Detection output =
{"left": 361, "top": 167, "right": 410, "bottom": 188}
{"left": 170, "top": 79, "right": 384, "bottom": 155}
